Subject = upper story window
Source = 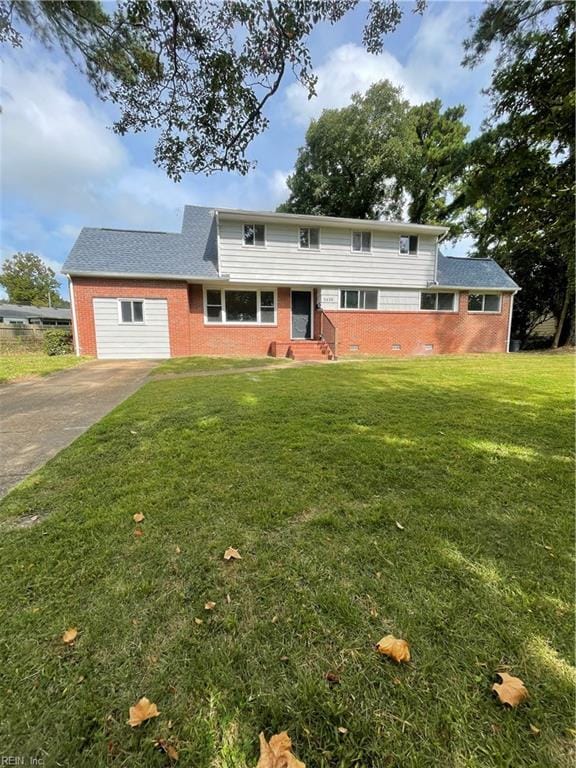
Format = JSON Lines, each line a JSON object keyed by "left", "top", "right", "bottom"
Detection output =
{"left": 468, "top": 293, "right": 501, "bottom": 312}
{"left": 340, "top": 289, "right": 378, "bottom": 310}
{"left": 205, "top": 288, "right": 276, "bottom": 324}
{"left": 119, "top": 300, "right": 144, "bottom": 323}
{"left": 299, "top": 227, "right": 320, "bottom": 249}
{"left": 243, "top": 223, "right": 265, "bottom": 247}
{"left": 352, "top": 231, "right": 371, "bottom": 252}
{"left": 420, "top": 292, "right": 455, "bottom": 311}
{"left": 399, "top": 235, "right": 418, "bottom": 255}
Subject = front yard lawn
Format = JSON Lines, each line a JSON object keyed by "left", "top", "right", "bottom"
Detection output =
{"left": 0, "top": 353, "right": 86, "bottom": 383}
{"left": 154, "top": 355, "right": 291, "bottom": 375}
{"left": 0, "top": 354, "right": 573, "bottom": 767}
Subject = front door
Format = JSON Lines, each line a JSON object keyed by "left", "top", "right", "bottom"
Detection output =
{"left": 291, "top": 290, "right": 312, "bottom": 339}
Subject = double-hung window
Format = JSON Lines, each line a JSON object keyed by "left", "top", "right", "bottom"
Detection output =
{"left": 352, "top": 231, "right": 371, "bottom": 252}
{"left": 399, "top": 235, "right": 418, "bottom": 255}
{"left": 243, "top": 223, "right": 265, "bottom": 247}
{"left": 119, "top": 300, "right": 144, "bottom": 323}
{"left": 299, "top": 227, "right": 320, "bottom": 249}
{"left": 205, "top": 289, "right": 276, "bottom": 324}
{"left": 340, "top": 289, "right": 378, "bottom": 310}
{"left": 420, "top": 292, "right": 455, "bottom": 311}
{"left": 468, "top": 293, "right": 501, "bottom": 312}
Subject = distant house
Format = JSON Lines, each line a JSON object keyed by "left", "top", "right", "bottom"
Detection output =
{"left": 0, "top": 303, "right": 71, "bottom": 327}
{"left": 62, "top": 206, "right": 519, "bottom": 360}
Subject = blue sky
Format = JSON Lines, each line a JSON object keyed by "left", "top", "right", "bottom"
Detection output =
{"left": 1, "top": 1, "right": 494, "bottom": 300}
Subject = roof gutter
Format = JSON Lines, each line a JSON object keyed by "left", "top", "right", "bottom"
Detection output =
{"left": 62, "top": 270, "right": 230, "bottom": 282}
{"left": 436, "top": 284, "right": 520, "bottom": 292}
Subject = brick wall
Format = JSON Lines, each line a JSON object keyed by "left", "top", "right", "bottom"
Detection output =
{"left": 72, "top": 277, "right": 191, "bottom": 357}
{"left": 72, "top": 278, "right": 511, "bottom": 359}
{"left": 325, "top": 292, "right": 511, "bottom": 356}
{"left": 187, "top": 285, "right": 292, "bottom": 356}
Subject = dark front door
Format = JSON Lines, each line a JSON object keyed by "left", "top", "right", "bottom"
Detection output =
{"left": 291, "top": 290, "right": 312, "bottom": 339}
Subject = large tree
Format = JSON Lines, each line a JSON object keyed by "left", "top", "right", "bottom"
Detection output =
{"left": 460, "top": 0, "right": 574, "bottom": 346}
{"left": 278, "top": 81, "right": 469, "bottom": 234}
{"left": 0, "top": 0, "right": 425, "bottom": 179}
{"left": 0, "top": 252, "right": 65, "bottom": 307}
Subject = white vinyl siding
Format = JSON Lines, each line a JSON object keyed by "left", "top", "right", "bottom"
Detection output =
{"left": 319, "top": 287, "right": 433, "bottom": 312}
{"left": 219, "top": 220, "right": 437, "bottom": 287}
{"left": 93, "top": 298, "right": 170, "bottom": 359}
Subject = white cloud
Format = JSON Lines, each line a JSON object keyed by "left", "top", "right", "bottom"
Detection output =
{"left": 284, "top": 5, "right": 487, "bottom": 126}
{"left": 285, "top": 43, "right": 431, "bottom": 125}
{"left": 268, "top": 170, "right": 290, "bottom": 202}
{"left": 1, "top": 59, "right": 126, "bottom": 208}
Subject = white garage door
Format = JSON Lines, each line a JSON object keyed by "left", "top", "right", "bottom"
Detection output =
{"left": 93, "top": 298, "right": 171, "bottom": 359}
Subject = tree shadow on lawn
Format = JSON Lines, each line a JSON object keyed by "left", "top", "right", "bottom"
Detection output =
{"left": 0, "top": 360, "right": 573, "bottom": 767}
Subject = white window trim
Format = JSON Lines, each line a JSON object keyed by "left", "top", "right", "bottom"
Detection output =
{"left": 339, "top": 288, "right": 379, "bottom": 311}
{"left": 418, "top": 291, "right": 458, "bottom": 312}
{"left": 203, "top": 286, "right": 278, "bottom": 326}
{"left": 467, "top": 292, "right": 502, "bottom": 314}
{"left": 242, "top": 222, "right": 267, "bottom": 248}
{"left": 350, "top": 230, "right": 372, "bottom": 253}
{"left": 298, "top": 226, "right": 321, "bottom": 250}
{"left": 399, "top": 234, "right": 419, "bottom": 256}
{"left": 117, "top": 298, "right": 146, "bottom": 324}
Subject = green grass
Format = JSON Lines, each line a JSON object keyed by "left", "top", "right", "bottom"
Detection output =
{"left": 0, "top": 353, "right": 86, "bottom": 383}
{"left": 154, "top": 355, "right": 291, "bottom": 375}
{"left": 0, "top": 354, "right": 573, "bottom": 767}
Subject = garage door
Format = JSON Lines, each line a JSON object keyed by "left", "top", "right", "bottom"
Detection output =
{"left": 93, "top": 298, "right": 171, "bottom": 359}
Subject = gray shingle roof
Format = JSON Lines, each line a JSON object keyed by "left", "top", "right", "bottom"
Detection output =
{"left": 62, "top": 206, "right": 219, "bottom": 279}
{"left": 437, "top": 252, "right": 518, "bottom": 290}
{"left": 0, "top": 303, "right": 71, "bottom": 320}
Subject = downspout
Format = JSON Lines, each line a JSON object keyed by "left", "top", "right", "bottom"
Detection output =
{"left": 506, "top": 291, "right": 517, "bottom": 353}
{"left": 67, "top": 274, "right": 80, "bottom": 356}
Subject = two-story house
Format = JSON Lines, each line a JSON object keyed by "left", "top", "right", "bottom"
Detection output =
{"left": 62, "top": 205, "right": 519, "bottom": 360}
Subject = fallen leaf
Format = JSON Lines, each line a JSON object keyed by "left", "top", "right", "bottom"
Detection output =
{"left": 133, "top": 513, "right": 145, "bottom": 523}
{"left": 271, "top": 615, "right": 278, "bottom": 624}
{"left": 130, "top": 430, "right": 138, "bottom": 435}
{"left": 395, "top": 521, "right": 404, "bottom": 530}
{"left": 337, "top": 727, "right": 348, "bottom": 735}
{"left": 204, "top": 601, "right": 216, "bottom": 610}
{"left": 280, "top": 655, "right": 289, "bottom": 662}
{"left": 224, "top": 547, "right": 242, "bottom": 561}
{"left": 155, "top": 738, "right": 179, "bottom": 761}
{"left": 325, "top": 672, "right": 340, "bottom": 685}
{"left": 257, "top": 731, "right": 305, "bottom": 768}
{"left": 226, "top": 593, "right": 231, "bottom": 604}
{"left": 127, "top": 697, "right": 160, "bottom": 727}
{"left": 194, "top": 618, "right": 204, "bottom": 625}
{"left": 134, "top": 528, "right": 144, "bottom": 538}
{"left": 370, "top": 608, "right": 378, "bottom": 618}
{"left": 529, "top": 724, "right": 540, "bottom": 736}
{"left": 376, "top": 635, "right": 410, "bottom": 663}
{"left": 492, "top": 672, "right": 529, "bottom": 707}
{"left": 175, "top": 546, "right": 181, "bottom": 554}
{"left": 62, "top": 628, "right": 78, "bottom": 645}
{"left": 167, "top": 720, "right": 173, "bottom": 729}
{"left": 392, "top": 677, "right": 401, "bottom": 685}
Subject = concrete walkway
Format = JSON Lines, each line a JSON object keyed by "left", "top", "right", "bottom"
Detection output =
{"left": 0, "top": 360, "right": 156, "bottom": 498}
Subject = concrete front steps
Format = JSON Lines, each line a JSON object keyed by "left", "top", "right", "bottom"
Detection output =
{"left": 270, "top": 339, "right": 335, "bottom": 361}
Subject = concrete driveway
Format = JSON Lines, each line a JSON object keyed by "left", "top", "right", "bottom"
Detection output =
{"left": 0, "top": 360, "right": 156, "bottom": 498}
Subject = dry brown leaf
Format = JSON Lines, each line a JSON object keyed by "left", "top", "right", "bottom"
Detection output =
{"left": 133, "top": 513, "right": 145, "bottom": 523}
{"left": 224, "top": 547, "right": 242, "bottom": 561}
{"left": 492, "top": 672, "right": 529, "bottom": 707}
{"left": 256, "top": 731, "right": 305, "bottom": 768}
{"left": 194, "top": 618, "right": 204, "bottom": 625}
{"left": 155, "top": 739, "right": 179, "bottom": 761}
{"left": 324, "top": 672, "right": 340, "bottom": 685}
{"left": 62, "top": 628, "right": 78, "bottom": 644}
{"left": 204, "top": 601, "right": 216, "bottom": 610}
{"left": 271, "top": 615, "right": 278, "bottom": 624}
{"left": 337, "top": 727, "right": 348, "bottom": 735}
{"left": 127, "top": 697, "right": 160, "bottom": 727}
{"left": 134, "top": 528, "right": 144, "bottom": 538}
{"left": 175, "top": 546, "right": 181, "bottom": 554}
{"left": 395, "top": 521, "right": 404, "bottom": 530}
{"left": 529, "top": 724, "right": 540, "bottom": 736}
{"left": 376, "top": 635, "right": 411, "bottom": 663}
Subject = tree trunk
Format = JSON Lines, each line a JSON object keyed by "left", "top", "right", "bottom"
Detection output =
{"left": 552, "top": 287, "right": 570, "bottom": 348}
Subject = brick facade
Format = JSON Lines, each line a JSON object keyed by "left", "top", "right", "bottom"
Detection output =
{"left": 71, "top": 278, "right": 511, "bottom": 358}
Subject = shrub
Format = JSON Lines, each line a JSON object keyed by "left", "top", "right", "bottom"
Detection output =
{"left": 43, "top": 328, "right": 73, "bottom": 356}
